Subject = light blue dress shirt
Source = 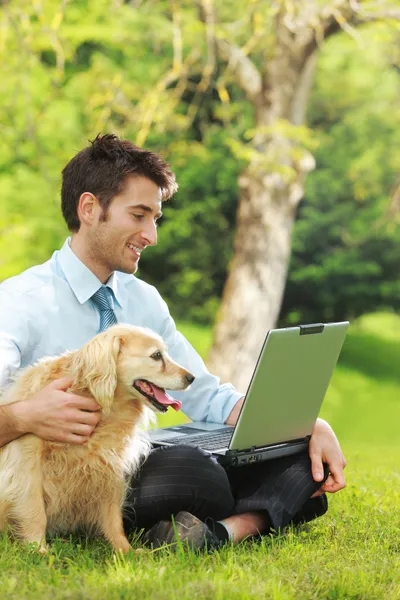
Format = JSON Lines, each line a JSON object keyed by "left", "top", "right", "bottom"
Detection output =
{"left": 0, "top": 239, "right": 242, "bottom": 423}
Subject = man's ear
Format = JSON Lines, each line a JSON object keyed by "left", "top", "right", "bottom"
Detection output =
{"left": 77, "top": 192, "right": 99, "bottom": 227}
{"left": 72, "top": 333, "right": 121, "bottom": 415}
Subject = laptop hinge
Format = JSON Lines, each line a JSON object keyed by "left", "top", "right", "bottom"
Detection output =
{"left": 299, "top": 323, "right": 324, "bottom": 335}
{"left": 229, "top": 437, "right": 311, "bottom": 456}
{"left": 229, "top": 445, "right": 257, "bottom": 453}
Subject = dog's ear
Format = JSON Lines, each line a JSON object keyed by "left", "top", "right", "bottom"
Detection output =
{"left": 72, "top": 332, "right": 121, "bottom": 415}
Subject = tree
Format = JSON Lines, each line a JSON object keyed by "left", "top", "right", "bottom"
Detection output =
{"left": 201, "top": 0, "right": 400, "bottom": 392}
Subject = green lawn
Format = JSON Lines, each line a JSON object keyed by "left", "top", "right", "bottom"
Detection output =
{"left": 1, "top": 313, "right": 399, "bottom": 599}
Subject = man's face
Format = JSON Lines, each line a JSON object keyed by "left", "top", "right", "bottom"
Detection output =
{"left": 88, "top": 176, "right": 162, "bottom": 276}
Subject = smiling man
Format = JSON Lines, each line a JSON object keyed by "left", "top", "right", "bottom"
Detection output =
{"left": 0, "top": 134, "right": 346, "bottom": 551}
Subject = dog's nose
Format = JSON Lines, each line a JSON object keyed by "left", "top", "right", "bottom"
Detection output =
{"left": 185, "top": 373, "right": 195, "bottom": 385}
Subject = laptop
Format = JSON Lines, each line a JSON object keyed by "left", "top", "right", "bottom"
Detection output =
{"left": 150, "top": 322, "right": 349, "bottom": 467}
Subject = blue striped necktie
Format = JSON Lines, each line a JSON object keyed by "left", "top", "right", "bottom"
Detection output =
{"left": 91, "top": 286, "right": 118, "bottom": 332}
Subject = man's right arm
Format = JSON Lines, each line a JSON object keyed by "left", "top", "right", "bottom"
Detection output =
{"left": 0, "top": 290, "right": 102, "bottom": 449}
{"left": 151, "top": 290, "right": 243, "bottom": 423}
{"left": 0, "top": 403, "right": 25, "bottom": 448}
{"left": 0, "top": 377, "right": 102, "bottom": 450}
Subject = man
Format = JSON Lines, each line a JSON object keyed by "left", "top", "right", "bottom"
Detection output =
{"left": 0, "top": 134, "right": 346, "bottom": 550}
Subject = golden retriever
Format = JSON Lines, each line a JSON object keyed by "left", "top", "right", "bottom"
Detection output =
{"left": 0, "top": 324, "right": 194, "bottom": 554}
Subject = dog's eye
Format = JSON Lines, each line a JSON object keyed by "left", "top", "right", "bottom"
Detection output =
{"left": 150, "top": 351, "right": 162, "bottom": 361}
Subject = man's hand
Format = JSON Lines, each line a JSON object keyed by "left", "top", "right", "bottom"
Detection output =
{"left": 227, "top": 400, "right": 347, "bottom": 496}
{"left": 10, "top": 376, "right": 102, "bottom": 445}
{"left": 309, "top": 418, "right": 347, "bottom": 496}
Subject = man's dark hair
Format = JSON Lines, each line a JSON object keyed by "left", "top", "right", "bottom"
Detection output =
{"left": 61, "top": 133, "right": 178, "bottom": 231}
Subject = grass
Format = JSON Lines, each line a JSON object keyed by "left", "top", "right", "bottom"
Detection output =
{"left": 1, "top": 312, "right": 399, "bottom": 599}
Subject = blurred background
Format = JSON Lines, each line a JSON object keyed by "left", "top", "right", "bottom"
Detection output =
{"left": 1, "top": 0, "right": 400, "bottom": 449}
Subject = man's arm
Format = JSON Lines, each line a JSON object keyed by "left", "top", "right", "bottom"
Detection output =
{"left": 0, "top": 403, "right": 26, "bottom": 448}
{"left": 0, "top": 291, "right": 102, "bottom": 449}
{"left": 0, "top": 377, "right": 102, "bottom": 450}
{"left": 226, "top": 398, "right": 346, "bottom": 494}
{"left": 153, "top": 292, "right": 242, "bottom": 423}
{"left": 225, "top": 396, "right": 244, "bottom": 426}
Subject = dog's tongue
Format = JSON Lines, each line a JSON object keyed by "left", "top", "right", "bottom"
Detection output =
{"left": 149, "top": 383, "right": 182, "bottom": 411}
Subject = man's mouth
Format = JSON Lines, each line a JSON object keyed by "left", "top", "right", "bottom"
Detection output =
{"left": 126, "top": 243, "right": 142, "bottom": 258}
{"left": 133, "top": 379, "right": 182, "bottom": 413}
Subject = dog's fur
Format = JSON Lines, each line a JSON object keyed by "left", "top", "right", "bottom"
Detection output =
{"left": 0, "top": 324, "right": 193, "bottom": 553}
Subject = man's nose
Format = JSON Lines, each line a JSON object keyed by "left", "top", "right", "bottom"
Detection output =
{"left": 140, "top": 221, "right": 157, "bottom": 246}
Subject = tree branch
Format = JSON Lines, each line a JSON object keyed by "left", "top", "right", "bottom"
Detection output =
{"left": 214, "top": 37, "right": 263, "bottom": 105}
{"left": 353, "top": 9, "right": 400, "bottom": 24}
{"left": 171, "top": 0, "right": 183, "bottom": 72}
{"left": 302, "top": 1, "right": 400, "bottom": 62}
{"left": 290, "top": 53, "right": 317, "bottom": 125}
{"left": 197, "top": 0, "right": 262, "bottom": 106}
{"left": 186, "top": 0, "right": 216, "bottom": 125}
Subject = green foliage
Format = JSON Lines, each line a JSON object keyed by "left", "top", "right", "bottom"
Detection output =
{"left": 0, "top": 0, "right": 243, "bottom": 321}
{"left": 138, "top": 131, "right": 241, "bottom": 323}
{"left": 0, "top": 2, "right": 399, "bottom": 326}
{"left": 0, "top": 0, "right": 190, "bottom": 275}
{"left": 281, "top": 28, "right": 400, "bottom": 325}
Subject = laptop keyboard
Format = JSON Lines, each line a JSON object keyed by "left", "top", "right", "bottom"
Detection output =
{"left": 165, "top": 429, "right": 233, "bottom": 451}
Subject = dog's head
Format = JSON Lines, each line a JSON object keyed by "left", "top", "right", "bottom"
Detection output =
{"left": 71, "top": 324, "right": 195, "bottom": 415}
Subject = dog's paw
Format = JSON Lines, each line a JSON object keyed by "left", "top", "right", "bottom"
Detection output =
{"left": 27, "top": 541, "right": 48, "bottom": 555}
{"left": 112, "top": 536, "right": 132, "bottom": 554}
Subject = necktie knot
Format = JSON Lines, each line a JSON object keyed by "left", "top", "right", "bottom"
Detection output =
{"left": 91, "top": 286, "right": 114, "bottom": 312}
{"left": 91, "top": 286, "right": 118, "bottom": 332}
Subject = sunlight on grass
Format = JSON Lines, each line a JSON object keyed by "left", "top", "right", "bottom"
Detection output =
{"left": 355, "top": 311, "right": 400, "bottom": 342}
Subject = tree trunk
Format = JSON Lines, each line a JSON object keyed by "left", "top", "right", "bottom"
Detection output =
{"left": 208, "top": 36, "right": 317, "bottom": 391}
{"left": 208, "top": 166, "right": 299, "bottom": 392}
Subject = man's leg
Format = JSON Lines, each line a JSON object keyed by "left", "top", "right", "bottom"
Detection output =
{"left": 123, "top": 445, "right": 329, "bottom": 548}
{"left": 221, "top": 450, "right": 330, "bottom": 541}
{"left": 123, "top": 444, "right": 235, "bottom": 534}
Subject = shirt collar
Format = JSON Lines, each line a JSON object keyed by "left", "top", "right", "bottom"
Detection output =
{"left": 57, "top": 238, "right": 124, "bottom": 308}
{"left": 105, "top": 271, "right": 123, "bottom": 307}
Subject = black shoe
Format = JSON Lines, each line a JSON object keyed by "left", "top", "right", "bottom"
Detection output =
{"left": 143, "top": 520, "right": 173, "bottom": 549}
{"left": 144, "top": 511, "right": 222, "bottom": 552}
{"left": 291, "top": 493, "right": 328, "bottom": 526}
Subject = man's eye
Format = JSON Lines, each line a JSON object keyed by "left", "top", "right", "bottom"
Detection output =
{"left": 151, "top": 351, "right": 162, "bottom": 361}
{"left": 133, "top": 214, "right": 144, "bottom": 220}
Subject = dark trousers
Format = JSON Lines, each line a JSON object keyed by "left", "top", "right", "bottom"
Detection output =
{"left": 123, "top": 445, "right": 329, "bottom": 535}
